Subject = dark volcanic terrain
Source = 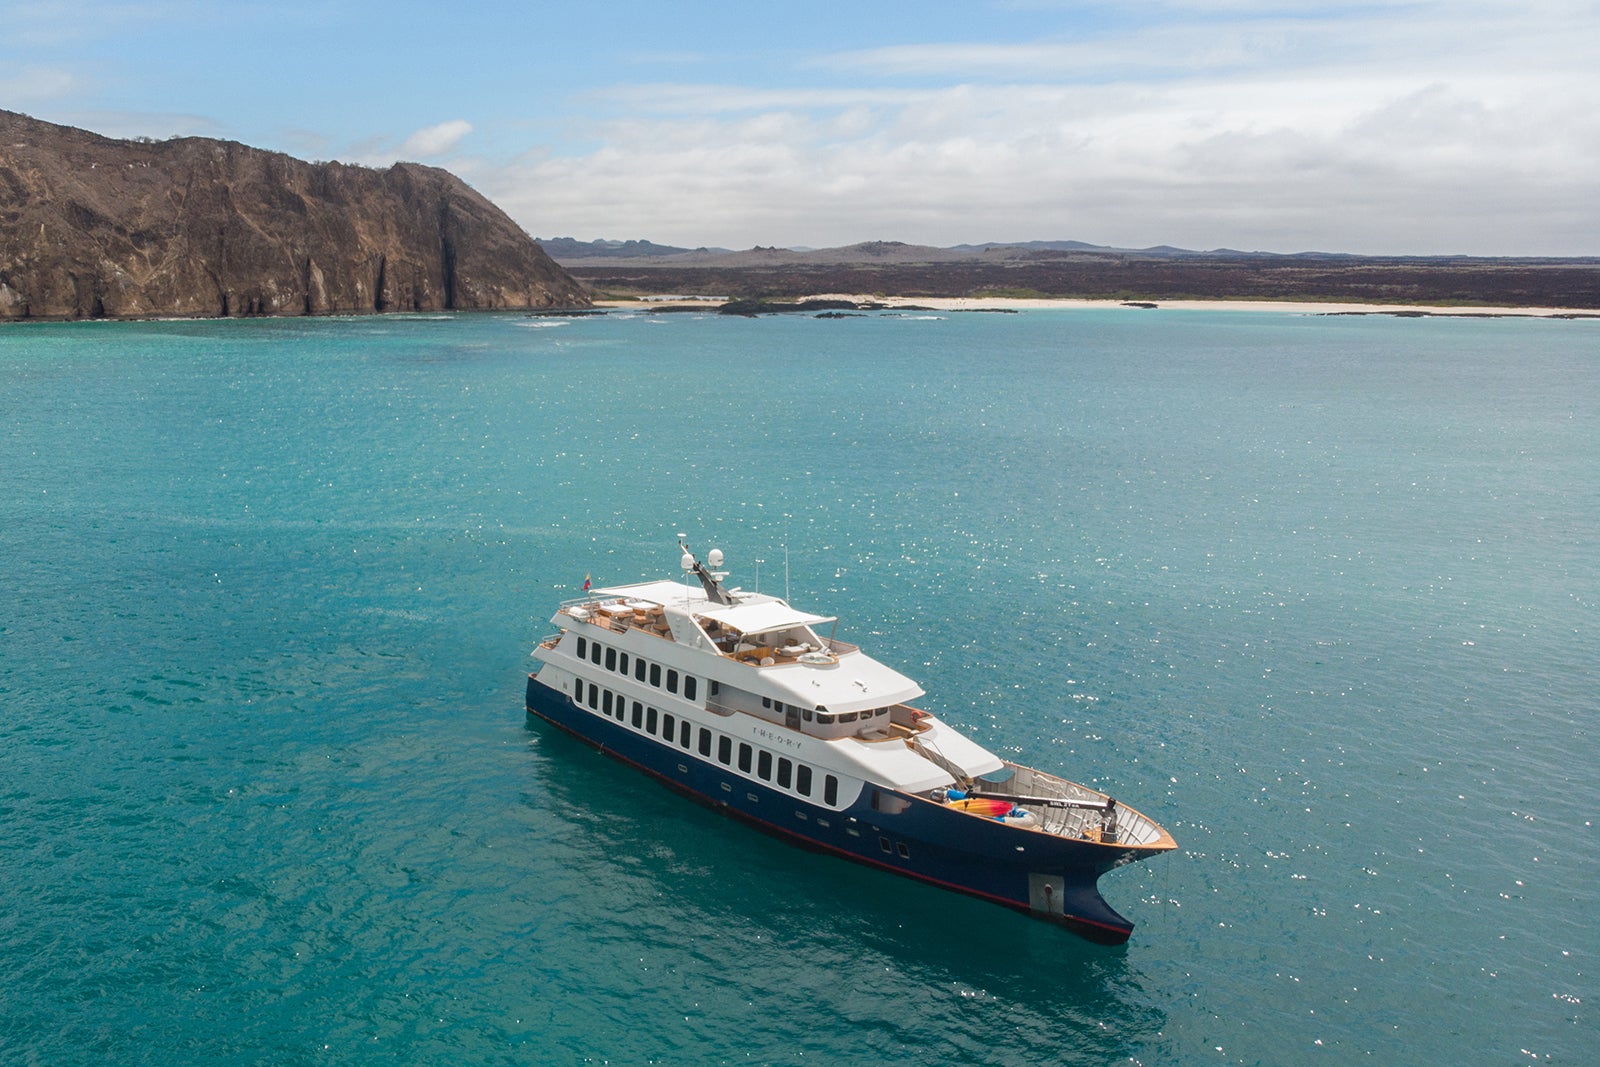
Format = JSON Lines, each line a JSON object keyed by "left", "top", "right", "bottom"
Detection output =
{"left": 545, "top": 239, "right": 1600, "bottom": 310}
{"left": 0, "top": 110, "right": 588, "bottom": 320}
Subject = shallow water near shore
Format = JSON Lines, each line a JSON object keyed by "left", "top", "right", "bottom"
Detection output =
{"left": 3, "top": 308, "right": 1595, "bottom": 1065}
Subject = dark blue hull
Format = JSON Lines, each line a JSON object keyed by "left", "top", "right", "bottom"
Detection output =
{"left": 526, "top": 674, "right": 1142, "bottom": 943}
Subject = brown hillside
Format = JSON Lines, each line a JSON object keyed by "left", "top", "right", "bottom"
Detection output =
{"left": 0, "top": 110, "right": 589, "bottom": 320}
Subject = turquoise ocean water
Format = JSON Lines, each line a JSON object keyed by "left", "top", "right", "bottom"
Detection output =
{"left": 2, "top": 308, "right": 1594, "bottom": 1065}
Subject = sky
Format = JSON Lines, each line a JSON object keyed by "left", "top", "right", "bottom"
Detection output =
{"left": 5, "top": 0, "right": 1598, "bottom": 256}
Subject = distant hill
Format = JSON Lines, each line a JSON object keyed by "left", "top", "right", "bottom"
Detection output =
{"left": 536, "top": 237, "right": 730, "bottom": 260}
{"left": 948, "top": 239, "right": 1113, "bottom": 254}
{"left": 0, "top": 110, "right": 589, "bottom": 320}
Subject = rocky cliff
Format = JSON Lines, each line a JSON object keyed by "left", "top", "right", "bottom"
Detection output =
{"left": 0, "top": 110, "right": 589, "bottom": 320}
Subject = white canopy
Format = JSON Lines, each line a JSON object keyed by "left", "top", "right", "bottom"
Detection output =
{"left": 697, "top": 599, "right": 833, "bottom": 637}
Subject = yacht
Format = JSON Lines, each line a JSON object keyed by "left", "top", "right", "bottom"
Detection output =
{"left": 525, "top": 538, "right": 1176, "bottom": 944}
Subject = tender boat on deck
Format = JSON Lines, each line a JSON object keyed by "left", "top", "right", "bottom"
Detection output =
{"left": 525, "top": 538, "right": 1176, "bottom": 944}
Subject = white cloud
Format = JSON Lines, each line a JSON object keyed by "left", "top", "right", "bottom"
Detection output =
{"left": 486, "top": 69, "right": 1599, "bottom": 254}
{"left": 486, "top": 2, "right": 1600, "bottom": 255}
{"left": 14, "top": 0, "right": 1591, "bottom": 255}
{"left": 397, "top": 119, "right": 474, "bottom": 159}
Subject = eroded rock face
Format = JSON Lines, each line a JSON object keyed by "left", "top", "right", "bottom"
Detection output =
{"left": 0, "top": 110, "right": 590, "bottom": 320}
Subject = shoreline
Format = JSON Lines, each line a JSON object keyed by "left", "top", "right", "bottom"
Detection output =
{"left": 596, "top": 294, "right": 1599, "bottom": 318}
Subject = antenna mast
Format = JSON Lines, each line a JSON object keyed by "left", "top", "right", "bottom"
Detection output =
{"left": 678, "top": 533, "right": 734, "bottom": 606}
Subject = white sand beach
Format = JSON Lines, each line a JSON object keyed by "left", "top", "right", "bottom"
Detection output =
{"left": 598, "top": 294, "right": 1596, "bottom": 318}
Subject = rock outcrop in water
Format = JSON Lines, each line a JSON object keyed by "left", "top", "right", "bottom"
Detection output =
{"left": 0, "top": 110, "right": 590, "bottom": 320}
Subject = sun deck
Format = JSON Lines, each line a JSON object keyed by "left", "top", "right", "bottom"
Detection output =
{"left": 550, "top": 595, "right": 861, "bottom": 665}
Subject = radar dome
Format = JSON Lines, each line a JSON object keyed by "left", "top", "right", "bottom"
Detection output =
{"left": 707, "top": 548, "right": 724, "bottom": 568}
